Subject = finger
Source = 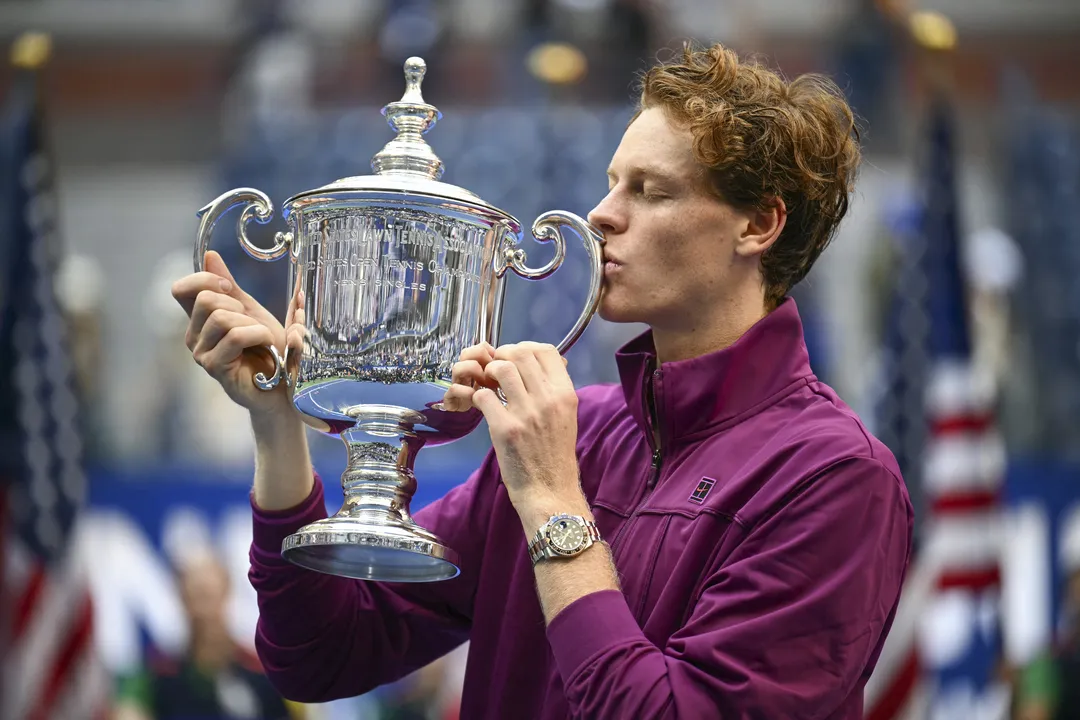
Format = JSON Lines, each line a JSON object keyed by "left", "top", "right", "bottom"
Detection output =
{"left": 203, "top": 250, "right": 238, "bottom": 290}
{"left": 192, "top": 309, "right": 260, "bottom": 357}
{"left": 484, "top": 360, "right": 527, "bottom": 405}
{"left": 284, "top": 322, "right": 305, "bottom": 382}
{"left": 204, "top": 250, "right": 260, "bottom": 310}
{"left": 471, "top": 387, "right": 508, "bottom": 422}
{"left": 451, "top": 359, "right": 489, "bottom": 388}
{"left": 196, "top": 324, "right": 277, "bottom": 377}
{"left": 286, "top": 285, "right": 305, "bottom": 329}
{"left": 172, "top": 271, "right": 238, "bottom": 317}
{"left": 285, "top": 319, "right": 306, "bottom": 358}
{"left": 186, "top": 291, "right": 246, "bottom": 350}
{"left": 529, "top": 343, "right": 573, "bottom": 390}
{"left": 441, "top": 384, "right": 477, "bottom": 412}
{"left": 494, "top": 344, "right": 546, "bottom": 394}
{"left": 458, "top": 342, "right": 495, "bottom": 366}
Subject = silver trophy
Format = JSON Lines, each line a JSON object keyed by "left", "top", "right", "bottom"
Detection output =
{"left": 194, "top": 58, "right": 603, "bottom": 582}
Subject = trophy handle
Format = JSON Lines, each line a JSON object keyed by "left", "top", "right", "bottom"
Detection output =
{"left": 504, "top": 210, "right": 604, "bottom": 355}
{"left": 194, "top": 187, "right": 294, "bottom": 391}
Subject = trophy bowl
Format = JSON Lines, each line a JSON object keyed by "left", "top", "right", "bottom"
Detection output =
{"left": 193, "top": 57, "right": 603, "bottom": 582}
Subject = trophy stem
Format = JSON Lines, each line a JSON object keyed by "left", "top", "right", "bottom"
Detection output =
{"left": 281, "top": 415, "right": 461, "bottom": 582}
{"left": 338, "top": 437, "right": 420, "bottom": 526}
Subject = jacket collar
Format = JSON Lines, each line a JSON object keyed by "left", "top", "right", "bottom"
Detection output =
{"left": 614, "top": 298, "right": 814, "bottom": 444}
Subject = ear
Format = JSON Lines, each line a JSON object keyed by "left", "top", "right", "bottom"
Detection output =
{"left": 734, "top": 197, "right": 787, "bottom": 258}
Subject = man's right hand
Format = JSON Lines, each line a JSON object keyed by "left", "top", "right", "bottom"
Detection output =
{"left": 170, "top": 250, "right": 300, "bottom": 417}
{"left": 173, "top": 250, "right": 314, "bottom": 511}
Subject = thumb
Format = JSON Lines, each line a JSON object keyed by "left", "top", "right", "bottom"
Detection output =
{"left": 285, "top": 272, "right": 304, "bottom": 327}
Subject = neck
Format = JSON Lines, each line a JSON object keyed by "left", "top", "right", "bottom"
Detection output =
{"left": 190, "top": 625, "right": 234, "bottom": 672}
{"left": 652, "top": 291, "right": 769, "bottom": 364}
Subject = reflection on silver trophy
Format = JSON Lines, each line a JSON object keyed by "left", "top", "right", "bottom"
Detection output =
{"left": 193, "top": 57, "right": 603, "bottom": 582}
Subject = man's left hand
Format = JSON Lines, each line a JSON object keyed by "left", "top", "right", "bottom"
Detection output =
{"left": 451, "top": 342, "right": 617, "bottom": 622}
{"left": 469, "top": 342, "right": 585, "bottom": 520}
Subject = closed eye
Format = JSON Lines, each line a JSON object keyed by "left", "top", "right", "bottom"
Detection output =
{"left": 605, "top": 170, "right": 677, "bottom": 200}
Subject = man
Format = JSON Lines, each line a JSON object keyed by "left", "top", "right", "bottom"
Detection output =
{"left": 1014, "top": 567, "right": 1080, "bottom": 720}
{"left": 112, "top": 553, "right": 296, "bottom": 720}
{"left": 173, "top": 43, "right": 913, "bottom": 718}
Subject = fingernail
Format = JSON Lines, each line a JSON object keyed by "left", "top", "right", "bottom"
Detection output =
{"left": 219, "top": 279, "right": 232, "bottom": 293}
{"left": 298, "top": 290, "right": 305, "bottom": 303}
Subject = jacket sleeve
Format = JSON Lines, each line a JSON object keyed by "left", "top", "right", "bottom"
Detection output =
{"left": 248, "top": 451, "right": 500, "bottom": 703}
{"left": 545, "top": 457, "right": 913, "bottom": 719}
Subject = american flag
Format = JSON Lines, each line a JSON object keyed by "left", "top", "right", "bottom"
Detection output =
{"left": 0, "top": 44, "right": 109, "bottom": 719}
{"left": 866, "top": 99, "right": 1006, "bottom": 719}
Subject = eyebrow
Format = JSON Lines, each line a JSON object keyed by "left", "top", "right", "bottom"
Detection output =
{"left": 606, "top": 165, "right": 680, "bottom": 183}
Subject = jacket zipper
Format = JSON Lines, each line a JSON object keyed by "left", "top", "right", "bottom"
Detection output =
{"left": 647, "top": 447, "right": 662, "bottom": 488}
{"left": 610, "top": 368, "right": 665, "bottom": 553}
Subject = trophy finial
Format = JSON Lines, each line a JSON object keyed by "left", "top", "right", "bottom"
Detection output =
{"left": 401, "top": 57, "right": 426, "bottom": 104}
{"left": 371, "top": 56, "right": 444, "bottom": 180}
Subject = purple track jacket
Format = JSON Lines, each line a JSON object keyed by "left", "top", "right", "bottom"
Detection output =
{"left": 249, "top": 298, "right": 914, "bottom": 719}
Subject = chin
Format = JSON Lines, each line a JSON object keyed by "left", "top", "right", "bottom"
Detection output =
{"left": 598, "top": 298, "right": 647, "bottom": 326}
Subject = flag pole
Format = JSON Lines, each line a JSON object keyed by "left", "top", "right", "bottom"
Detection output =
{"left": 914, "top": 9, "right": 1008, "bottom": 714}
{"left": 906, "top": 10, "right": 958, "bottom": 101}
{"left": 0, "top": 32, "right": 51, "bottom": 330}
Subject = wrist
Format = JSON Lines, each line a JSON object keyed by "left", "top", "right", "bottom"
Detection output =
{"left": 514, "top": 491, "right": 592, "bottom": 536}
{"left": 249, "top": 406, "right": 314, "bottom": 513}
{"left": 249, "top": 405, "right": 306, "bottom": 446}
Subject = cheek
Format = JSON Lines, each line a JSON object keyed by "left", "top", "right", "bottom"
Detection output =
{"left": 651, "top": 218, "right": 733, "bottom": 295}
{"left": 642, "top": 215, "right": 702, "bottom": 272}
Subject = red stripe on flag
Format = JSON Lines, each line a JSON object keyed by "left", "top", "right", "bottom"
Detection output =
{"left": 27, "top": 591, "right": 95, "bottom": 720}
{"left": 938, "top": 566, "right": 1000, "bottom": 591}
{"left": 866, "top": 648, "right": 920, "bottom": 720}
{"left": 930, "top": 490, "right": 999, "bottom": 514}
{"left": 930, "top": 414, "right": 994, "bottom": 435}
{"left": 12, "top": 564, "right": 46, "bottom": 642}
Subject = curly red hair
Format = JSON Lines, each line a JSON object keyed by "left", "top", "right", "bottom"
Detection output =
{"left": 636, "top": 43, "right": 861, "bottom": 308}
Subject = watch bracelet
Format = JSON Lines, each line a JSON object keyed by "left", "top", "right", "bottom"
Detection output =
{"left": 528, "top": 518, "right": 602, "bottom": 565}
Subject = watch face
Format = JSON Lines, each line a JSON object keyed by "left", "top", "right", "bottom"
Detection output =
{"left": 548, "top": 517, "right": 585, "bottom": 554}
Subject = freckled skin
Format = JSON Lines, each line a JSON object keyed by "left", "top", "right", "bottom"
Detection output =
{"left": 589, "top": 107, "right": 757, "bottom": 344}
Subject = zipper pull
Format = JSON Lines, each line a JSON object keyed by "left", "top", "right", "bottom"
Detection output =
{"left": 647, "top": 448, "right": 662, "bottom": 490}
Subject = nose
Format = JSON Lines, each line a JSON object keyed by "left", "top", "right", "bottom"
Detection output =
{"left": 587, "top": 191, "right": 625, "bottom": 236}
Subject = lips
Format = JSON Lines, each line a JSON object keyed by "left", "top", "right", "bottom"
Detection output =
{"left": 601, "top": 240, "right": 622, "bottom": 273}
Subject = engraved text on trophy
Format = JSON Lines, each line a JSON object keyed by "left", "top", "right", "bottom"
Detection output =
{"left": 299, "top": 211, "right": 491, "bottom": 378}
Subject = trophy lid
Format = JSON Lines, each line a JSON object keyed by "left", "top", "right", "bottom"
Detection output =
{"left": 285, "top": 57, "right": 512, "bottom": 221}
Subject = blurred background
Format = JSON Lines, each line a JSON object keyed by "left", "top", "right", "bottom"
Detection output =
{"left": 0, "top": 0, "right": 1078, "bottom": 718}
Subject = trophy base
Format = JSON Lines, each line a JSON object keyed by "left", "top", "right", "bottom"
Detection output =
{"left": 282, "top": 516, "right": 460, "bottom": 582}
{"left": 280, "top": 413, "right": 463, "bottom": 583}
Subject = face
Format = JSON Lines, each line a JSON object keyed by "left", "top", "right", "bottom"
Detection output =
{"left": 588, "top": 107, "right": 748, "bottom": 330}
{"left": 1068, "top": 569, "right": 1080, "bottom": 609}
{"left": 178, "top": 555, "right": 230, "bottom": 629}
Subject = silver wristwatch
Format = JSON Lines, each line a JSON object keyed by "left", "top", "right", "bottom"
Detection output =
{"left": 528, "top": 514, "right": 602, "bottom": 565}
